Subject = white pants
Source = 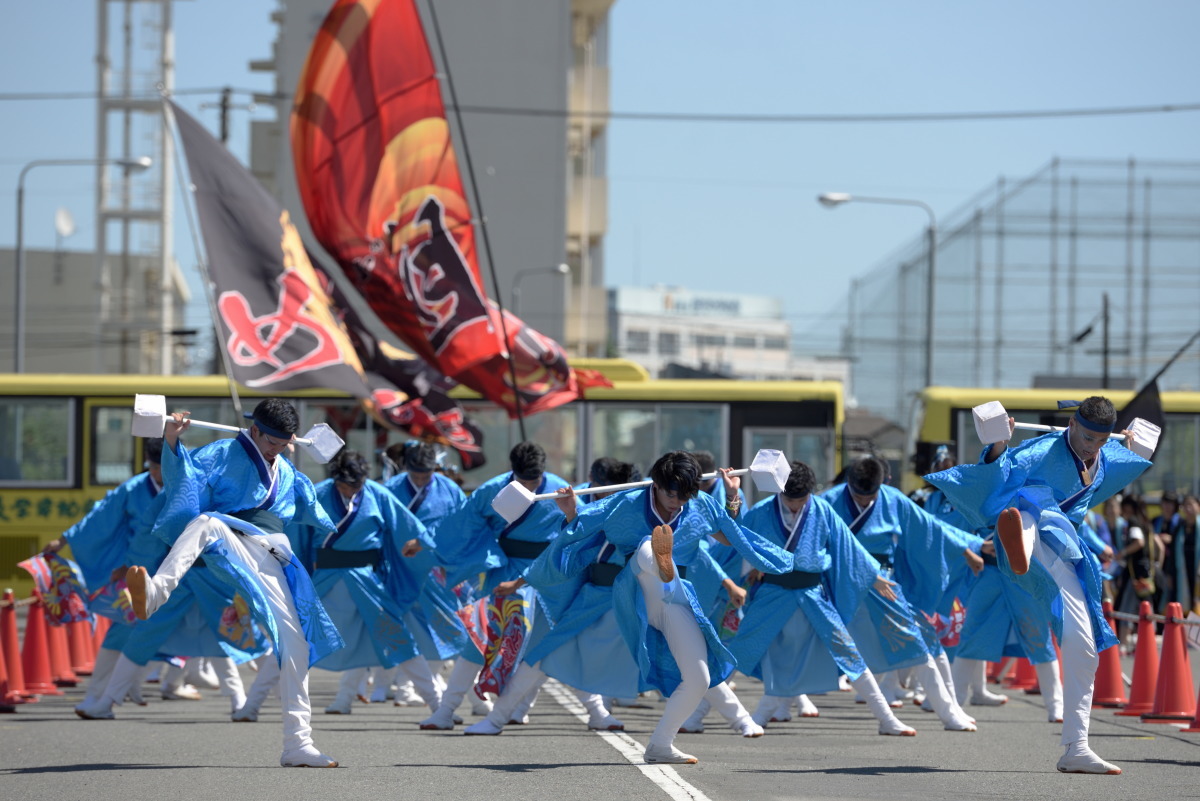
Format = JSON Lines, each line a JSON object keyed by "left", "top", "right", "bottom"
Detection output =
{"left": 1024, "top": 511, "right": 1097, "bottom": 746}
{"left": 150, "top": 515, "right": 314, "bottom": 752}
{"left": 634, "top": 538, "right": 710, "bottom": 749}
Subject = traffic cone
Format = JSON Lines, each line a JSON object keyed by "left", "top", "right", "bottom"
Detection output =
{"left": 1117, "top": 600, "right": 1160, "bottom": 716}
{"left": 67, "top": 619, "right": 95, "bottom": 675}
{"left": 21, "top": 598, "right": 62, "bottom": 695}
{"left": 986, "top": 660, "right": 1003, "bottom": 683}
{"left": 1092, "top": 602, "right": 1127, "bottom": 707}
{"left": 47, "top": 619, "right": 78, "bottom": 687}
{"left": 1, "top": 590, "right": 33, "bottom": 703}
{"left": 1005, "top": 657, "right": 1039, "bottom": 690}
{"left": 0, "top": 619, "right": 17, "bottom": 711}
{"left": 1141, "top": 602, "right": 1196, "bottom": 723}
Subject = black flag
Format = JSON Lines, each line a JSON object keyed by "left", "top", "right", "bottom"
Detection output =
{"left": 172, "top": 101, "right": 373, "bottom": 396}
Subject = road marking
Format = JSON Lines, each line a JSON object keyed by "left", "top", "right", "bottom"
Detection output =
{"left": 543, "top": 679, "right": 713, "bottom": 801}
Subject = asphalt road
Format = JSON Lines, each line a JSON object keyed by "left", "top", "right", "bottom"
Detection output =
{"left": 3, "top": 656, "right": 1200, "bottom": 801}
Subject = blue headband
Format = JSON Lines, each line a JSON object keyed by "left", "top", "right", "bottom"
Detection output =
{"left": 243, "top": 412, "right": 292, "bottom": 441}
{"left": 1057, "top": 400, "right": 1115, "bottom": 434}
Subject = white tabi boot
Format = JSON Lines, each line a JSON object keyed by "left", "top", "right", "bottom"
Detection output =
{"left": 751, "top": 695, "right": 787, "bottom": 727}
{"left": 233, "top": 653, "right": 280, "bottom": 722}
{"left": 396, "top": 657, "right": 442, "bottom": 710}
{"left": 916, "top": 657, "right": 976, "bottom": 731}
{"left": 1035, "top": 660, "right": 1064, "bottom": 722}
{"left": 853, "top": 671, "right": 916, "bottom": 736}
{"left": 705, "top": 682, "right": 763, "bottom": 737}
{"left": 325, "top": 668, "right": 366, "bottom": 714}
{"left": 1057, "top": 740, "right": 1121, "bottom": 774}
{"left": 421, "top": 658, "right": 478, "bottom": 730}
{"left": 370, "top": 665, "right": 400, "bottom": 703}
{"left": 794, "top": 694, "right": 820, "bottom": 718}
{"left": 77, "top": 648, "right": 119, "bottom": 713}
{"left": 678, "top": 696, "right": 710, "bottom": 733}
{"left": 577, "top": 690, "right": 625, "bottom": 730}
{"left": 463, "top": 663, "right": 546, "bottom": 736}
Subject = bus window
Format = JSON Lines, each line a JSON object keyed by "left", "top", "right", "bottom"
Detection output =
{"left": 950, "top": 407, "right": 1070, "bottom": 463}
{"left": 591, "top": 403, "right": 726, "bottom": 477}
{"left": 91, "top": 405, "right": 136, "bottom": 485}
{"left": 659, "top": 404, "right": 726, "bottom": 457}
{"left": 592, "top": 405, "right": 659, "bottom": 477}
{"left": 0, "top": 397, "right": 73, "bottom": 486}
{"left": 452, "top": 403, "right": 580, "bottom": 488}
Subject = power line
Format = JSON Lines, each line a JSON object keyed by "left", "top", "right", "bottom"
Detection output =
{"left": 1, "top": 87, "right": 1198, "bottom": 124}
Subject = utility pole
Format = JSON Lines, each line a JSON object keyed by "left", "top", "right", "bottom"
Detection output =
{"left": 200, "top": 86, "right": 255, "bottom": 146}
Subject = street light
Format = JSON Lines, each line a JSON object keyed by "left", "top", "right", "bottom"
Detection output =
{"left": 14, "top": 156, "right": 153, "bottom": 372}
{"left": 511, "top": 262, "right": 570, "bottom": 316}
{"left": 818, "top": 192, "right": 938, "bottom": 388}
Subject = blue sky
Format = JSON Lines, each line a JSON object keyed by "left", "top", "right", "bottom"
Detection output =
{"left": 2, "top": 0, "right": 1197, "bottom": 355}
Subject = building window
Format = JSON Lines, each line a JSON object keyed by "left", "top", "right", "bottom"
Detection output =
{"left": 625, "top": 329, "right": 650, "bottom": 353}
{"left": 694, "top": 334, "right": 726, "bottom": 347}
{"left": 658, "top": 331, "right": 680, "bottom": 356}
{"left": 732, "top": 336, "right": 757, "bottom": 349}
{"left": 763, "top": 337, "right": 789, "bottom": 350}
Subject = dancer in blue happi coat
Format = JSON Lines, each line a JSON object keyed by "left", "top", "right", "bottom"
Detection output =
{"left": 925, "top": 396, "right": 1149, "bottom": 775}
{"left": 288, "top": 450, "right": 441, "bottom": 716}
{"left": 417, "top": 442, "right": 574, "bottom": 733}
{"left": 572, "top": 456, "right": 622, "bottom": 503}
{"left": 928, "top": 452, "right": 1065, "bottom": 719}
{"left": 462, "top": 461, "right": 641, "bottom": 735}
{"left": 383, "top": 441, "right": 480, "bottom": 715}
{"left": 126, "top": 399, "right": 344, "bottom": 769}
{"left": 62, "top": 439, "right": 262, "bottom": 719}
{"left": 75, "top": 487, "right": 266, "bottom": 719}
{"left": 674, "top": 449, "right": 766, "bottom": 732}
{"left": 48, "top": 437, "right": 165, "bottom": 713}
{"left": 821, "top": 457, "right": 979, "bottom": 731}
{"left": 528, "top": 451, "right": 793, "bottom": 765}
{"left": 727, "top": 461, "right": 918, "bottom": 736}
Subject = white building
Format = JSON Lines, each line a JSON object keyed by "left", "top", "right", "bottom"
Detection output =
{"left": 608, "top": 285, "right": 849, "bottom": 384}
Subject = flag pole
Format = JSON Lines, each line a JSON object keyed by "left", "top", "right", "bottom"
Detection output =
{"left": 423, "top": 0, "right": 527, "bottom": 442}
{"left": 162, "top": 98, "right": 245, "bottom": 421}
{"left": 1145, "top": 327, "right": 1200, "bottom": 386}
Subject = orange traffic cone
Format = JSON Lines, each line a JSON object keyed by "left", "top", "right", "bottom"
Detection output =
{"left": 47, "top": 620, "right": 78, "bottom": 687}
{"left": 0, "top": 619, "right": 17, "bottom": 712}
{"left": 0, "top": 591, "right": 31, "bottom": 703}
{"left": 21, "top": 598, "right": 62, "bottom": 695}
{"left": 1006, "top": 657, "right": 1039, "bottom": 690}
{"left": 986, "top": 660, "right": 1003, "bottom": 683}
{"left": 67, "top": 619, "right": 95, "bottom": 675}
{"left": 1117, "top": 600, "right": 1160, "bottom": 716}
{"left": 1093, "top": 601, "right": 1127, "bottom": 708}
{"left": 1141, "top": 602, "right": 1196, "bottom": 723}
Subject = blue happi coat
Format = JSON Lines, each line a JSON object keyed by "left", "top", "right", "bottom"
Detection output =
{"left": 726, "top": 495, "right": 882, "bottom": 695}
{"left": 289, "top": 479, "right": 428, "bottom": 671}
{"left": 153, "top": 432, "right": 343, "bottom": 667}
{"left": 120, "top": 492, "right": 267, "bottom": 665}
{"left": 522, "top": 492, "right": 641, "bottom": 698}
{"left": 925, "top": 431, "right": 1150, "bottom": 653}
{"left": 687, "top": 483, "right": 749, "bottom": 624}
{"left": 531, "top": 488, "right": 791, "bottom": 696}
{"left": 926, "top": 488, "right": 1056, "bottom": 663}
{"left": 384, "top": 471, "right": 470, "bottom": 659}
{"left": 64, "top": 471, "right": 159, "bottom": 593}
{"left": 821, "top": 483, "right": 980, "bottom": 667}
{"left": 430, "top": 470, "right": 575, "bottom": 665}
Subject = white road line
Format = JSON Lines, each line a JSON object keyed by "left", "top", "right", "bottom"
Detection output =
{"left": 543, "top": 679, "right": 713, "bottom": 801}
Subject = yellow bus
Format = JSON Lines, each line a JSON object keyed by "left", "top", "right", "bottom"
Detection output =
{"left": 907, "top": 386, "right": 1200, "bottom": 496}
{"left": 0, "top": 360, "right": 843, "bottom": 595}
